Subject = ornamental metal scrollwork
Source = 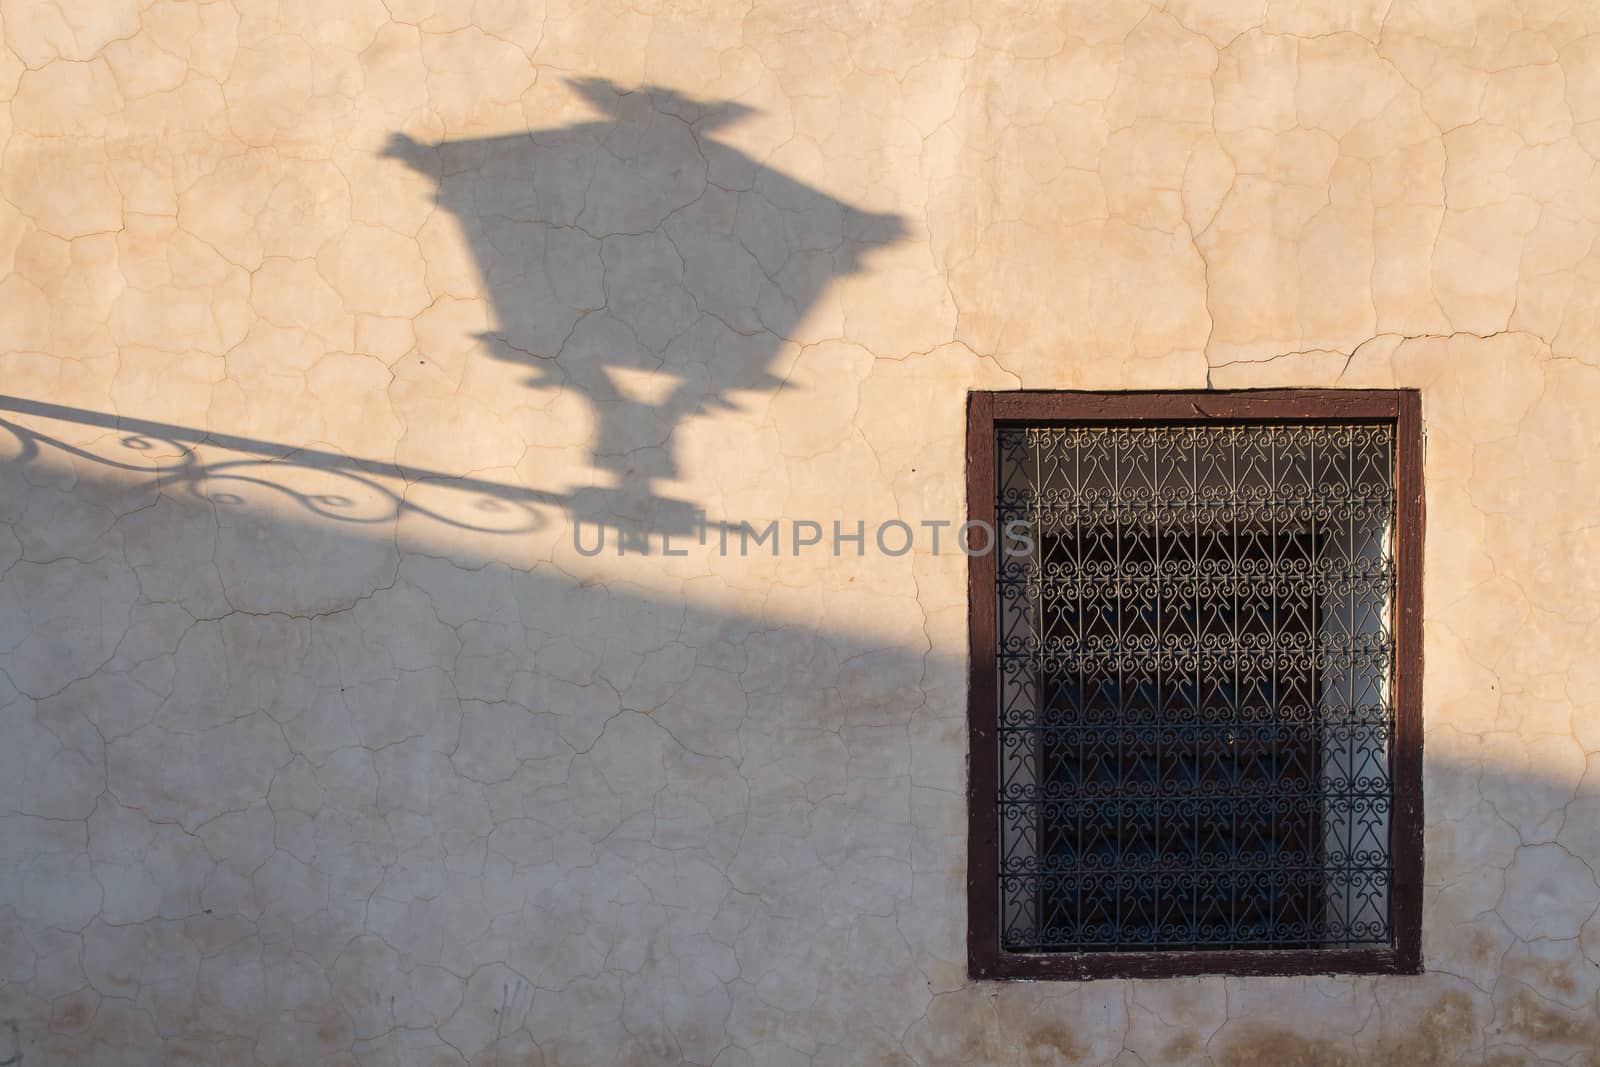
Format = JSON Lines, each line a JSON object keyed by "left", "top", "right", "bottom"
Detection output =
{"left": 996, "top": 423, "right": 1396, "bottom": 952}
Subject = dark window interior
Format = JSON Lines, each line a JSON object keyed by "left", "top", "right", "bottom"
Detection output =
{"left": 1030, "top": 521, "right": 1322, "bottom": 950}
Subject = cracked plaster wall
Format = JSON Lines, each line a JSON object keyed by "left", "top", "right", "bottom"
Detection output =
{"left": 2, "top": 0, "right": 1600, "bottom": 1064}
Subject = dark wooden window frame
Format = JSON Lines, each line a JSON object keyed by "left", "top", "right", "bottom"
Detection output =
{"left": 966, "top": 388, "right": 1423, "bottom": 980}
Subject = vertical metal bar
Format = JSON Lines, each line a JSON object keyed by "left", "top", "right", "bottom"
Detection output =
{"left": 1269, "top": 429, "right": 1280, "bottom": 941}
{"left": 1228, "top": 428, "right": 1240, "bottom": 946}
{"left": 1305, "top": 428, "right": 1318, "bottom": 940}
{"left": 1191, "top": 426, "right": 1201, "bottom": 945}
{"left": 1073, "top": 429, "right": 1084, "bottom": 945}
{"left": 1152, "top": 428, "right": 1162, "bottom": 950}
{"left": 1034, "top": 428, "right": 1045, "bottom": 948}
{"left": 1113, "top": 429, "right": 1124, "bottom": 950}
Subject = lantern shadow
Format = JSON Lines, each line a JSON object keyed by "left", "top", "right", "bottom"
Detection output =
{"left": 382, "top": 78, "right": 907, "bottom": 536}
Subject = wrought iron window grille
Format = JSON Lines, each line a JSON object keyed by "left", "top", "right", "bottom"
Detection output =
{"left": 966, "top": 391, "right": 1423, "bottom": 980}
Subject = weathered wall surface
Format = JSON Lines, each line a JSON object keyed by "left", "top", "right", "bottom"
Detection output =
{"left": 2, "top": 0, "right": 1599, "bottom": 1063}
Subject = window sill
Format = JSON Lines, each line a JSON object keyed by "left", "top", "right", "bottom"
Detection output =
{"left": 969, "top": 944, "right": 1420, "bottom": 981}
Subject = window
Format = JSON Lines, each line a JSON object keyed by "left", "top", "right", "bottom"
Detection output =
{"left": 966, "top": 390, "right": 1422, "bottom": 979}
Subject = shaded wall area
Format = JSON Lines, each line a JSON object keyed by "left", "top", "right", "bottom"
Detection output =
{"left": 2, "top": 405, "right": 1598, "bottom": 1067}
{"left": 0, "top": 413, "right": 960, "bottom": 1066}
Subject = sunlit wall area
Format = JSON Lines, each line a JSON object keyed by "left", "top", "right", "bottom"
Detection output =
{"left": 3, "top": 0, "right": 1600, "bottom": 1063}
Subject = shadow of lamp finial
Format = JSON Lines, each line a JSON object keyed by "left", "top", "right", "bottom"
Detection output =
{"left": 564, "top": 76, "right": 758, "bottom": 132}
{"left": 379, "top": 130, "right": 434, "bottom": 172}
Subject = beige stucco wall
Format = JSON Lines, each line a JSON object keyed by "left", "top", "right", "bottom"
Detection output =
{"left": 2, "top": 0, "right": 1599, "bottom": 1063}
